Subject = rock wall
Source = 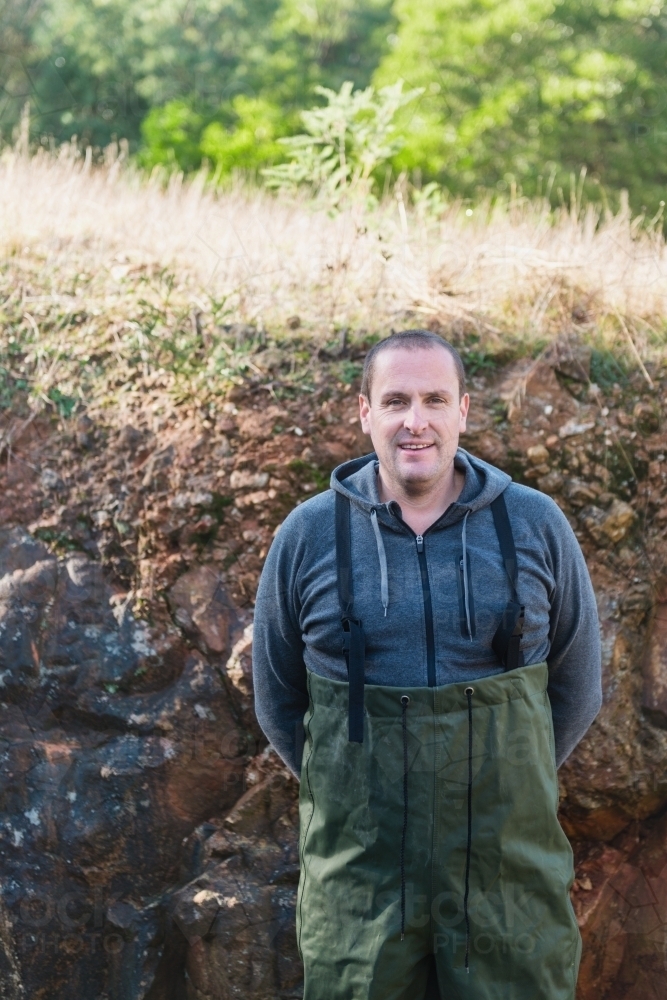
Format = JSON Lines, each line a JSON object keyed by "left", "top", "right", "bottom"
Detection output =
{"left": 0, "top": 345, "right": 665, "bottom": 998}
{"left": 0, "top": 527, "right": 249, "bottom": 999}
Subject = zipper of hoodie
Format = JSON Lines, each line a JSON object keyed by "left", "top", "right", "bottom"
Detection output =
{"left": 385, "top": 503, "right": 457, "bottom": 688}
{"left": 414, "top": 533, "right": 436, "bottom": 687}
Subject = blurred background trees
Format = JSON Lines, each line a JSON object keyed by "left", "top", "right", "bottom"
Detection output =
{"left": 378, "top": 0, "right": 667, "bottom": 213}
{"left": 1, "top": 0, "right": 667, "bottom": 212}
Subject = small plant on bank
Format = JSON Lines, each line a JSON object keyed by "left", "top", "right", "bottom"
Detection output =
{"left": 262, "top": 80, "right": 423, "bottom": 207}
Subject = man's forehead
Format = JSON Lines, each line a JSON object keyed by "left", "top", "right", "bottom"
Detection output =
{"left": 373, "top": 346, "right": 459, "bottom": 389}
{"left": 374, "top": 345, "right": 458, "bottom": 376}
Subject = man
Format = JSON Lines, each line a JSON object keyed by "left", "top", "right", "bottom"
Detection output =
{"left": 253, "top": 330, "right": 602, "bottom": 1000}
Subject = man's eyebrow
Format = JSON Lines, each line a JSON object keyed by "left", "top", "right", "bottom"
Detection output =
{"left": 379, "top": 388, "right": 454, "bottom": 400}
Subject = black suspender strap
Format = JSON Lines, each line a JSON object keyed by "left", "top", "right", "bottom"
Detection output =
{"left": 335, "top": 490, "right": 354, "bottom": 617}
{"left": 490, "top": 491, "right": 518, "bottom": 596}
{"left": 489, "top": 491, "right": 524, "bottom": 672}
{"left": 335, "top": 492, "right": 365, "bottom": 742}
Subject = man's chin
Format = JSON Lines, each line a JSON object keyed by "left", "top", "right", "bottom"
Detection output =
{"left": 396, "top": 449, "right": 437, "bottom": 470}
{"left": 394, "top": 458, "right": 439, "bottom": 489}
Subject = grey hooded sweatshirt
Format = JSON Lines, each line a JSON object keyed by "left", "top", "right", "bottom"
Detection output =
{"left": 252, "top": 449, "right": 602, "bottom": 777}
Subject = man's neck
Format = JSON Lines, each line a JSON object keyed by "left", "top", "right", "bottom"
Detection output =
{"left": 376, "top": 462, "right": 465, "bottom": 536}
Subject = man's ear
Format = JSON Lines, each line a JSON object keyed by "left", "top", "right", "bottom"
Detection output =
{"left": 359, "top": 393, "right": 371, "bottom": 435}
{"left": 459, "top": 392, "right": 470, "bottom": 433}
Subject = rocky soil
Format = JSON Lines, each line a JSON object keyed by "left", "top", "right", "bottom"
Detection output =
{"left": 0, "top": 337, "right": 666, "bottom": 999}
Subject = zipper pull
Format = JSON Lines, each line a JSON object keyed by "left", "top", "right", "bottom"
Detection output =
{"left": 416, "top": 534, "right": 424, "bottom": 553}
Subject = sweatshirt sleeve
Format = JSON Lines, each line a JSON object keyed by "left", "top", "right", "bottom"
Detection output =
{"left": 252, "top": 515, "right": 309, "bottom": 777}
{"left": 545, "top": 503, "right": 603, "bottom": 767}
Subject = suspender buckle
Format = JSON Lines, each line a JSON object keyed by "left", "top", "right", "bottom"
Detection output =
{"left": 341, "top": 616, "right": 360, "bottom": 654}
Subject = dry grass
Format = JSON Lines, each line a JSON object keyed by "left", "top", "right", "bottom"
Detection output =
{"left": 0, "top": 143, "right": 666, "bottom": 417}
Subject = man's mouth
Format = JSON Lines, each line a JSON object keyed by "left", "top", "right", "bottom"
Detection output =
{"left": 398, "top": 442, "right": 433, "bottom": 451}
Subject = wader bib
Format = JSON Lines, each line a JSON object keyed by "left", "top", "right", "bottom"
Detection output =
{"left": 296, "top": 490, "right": 581, "bottom": 1000}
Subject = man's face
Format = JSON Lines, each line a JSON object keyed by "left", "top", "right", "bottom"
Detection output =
{"left": 359, "top": 346, "right": 469, "bottom": 496}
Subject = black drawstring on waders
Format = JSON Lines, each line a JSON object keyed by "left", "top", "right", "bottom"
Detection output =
{"left": 400, "top": 694, "right": 410, "bottom": 940}
{"left": 463, "top": 685, "right": 474, "bottom": 972}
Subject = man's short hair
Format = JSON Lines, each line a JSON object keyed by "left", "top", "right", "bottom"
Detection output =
{"left": 360, "top": 329, "right": 467, "bottom": 400}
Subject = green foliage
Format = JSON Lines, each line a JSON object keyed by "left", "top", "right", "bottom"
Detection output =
{"left": 461, "top": 347, "right": 497, "bottom": 377}
{"left": 374, "top": 0, "right": 667, "bottom": 213}
{"left": 135, "top": 90, "right": 290, "bottom": 180}
{"left": 286, "top": 458, "right": 329, "bottom": 493}
{"left": 2, "top": 0, "right": 395, "bottom": 173}
{"left": 590, "top": 348, "right": 630, "bottom": 388}
{"left": 138, "top": 101, "right": 204, "bottom": 172}
{"left": 209, "top": 493, "right": 234, "bottom": 522}
{"left": 34, "top": 527, "right": 84, "bottom": 553}
{"left": 0, "top": 0, "right": 46, "bottom": 143}
{"left": 47, "top": 386, "right": 78, "bottom": 417}
{"left": 5, "top": 0, "right": 667, "bottom": 211}
{"left": 199, "top": 97, "right": 289, "bottom": 175}
{"left": 339, "top": 360, "right": 362, "bottom": 384}
{"left": 411, "top": 181, "right": 449, "bottom": 220}
{"left": 263, "top": 80, "right": 422, "bottom": 203}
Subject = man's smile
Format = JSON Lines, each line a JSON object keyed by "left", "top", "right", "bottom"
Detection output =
{"left": 398, "top": 442, "right": 434, "bottom": 450}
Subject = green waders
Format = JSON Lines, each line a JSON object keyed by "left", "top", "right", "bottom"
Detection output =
{"left": 297, "top": 664, "right": 581, "bottom": 1000}
{"left": 296, "top": 491, "right": 581, "bottom": 999}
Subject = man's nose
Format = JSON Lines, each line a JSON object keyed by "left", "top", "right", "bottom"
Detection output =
{"left": 404, "top": 405, "right": 428, "bottom": 433}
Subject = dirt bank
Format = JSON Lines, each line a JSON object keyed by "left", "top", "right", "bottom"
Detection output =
{"left": 0, "top": 338, "right": 665, "bottom": 998}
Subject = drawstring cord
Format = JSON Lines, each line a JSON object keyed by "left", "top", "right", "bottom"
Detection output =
{"left": 464, "top": 685, "right": 474, "bottom": 972}
{"left": 461, "top": 510, "right": 473, "bottom": 641}
{"left": 400, "top": 694, "right": 410, "bottom": 940}
{"left": 370, "top": 508, "right": 389, "bottom": 616}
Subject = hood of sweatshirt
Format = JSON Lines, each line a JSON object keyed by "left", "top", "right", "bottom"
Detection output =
{"left": 330, "top": 448, "right": 512, "bottom": 624}
{"left": 330, "top": 448, "right": 511, "bottom": 531}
